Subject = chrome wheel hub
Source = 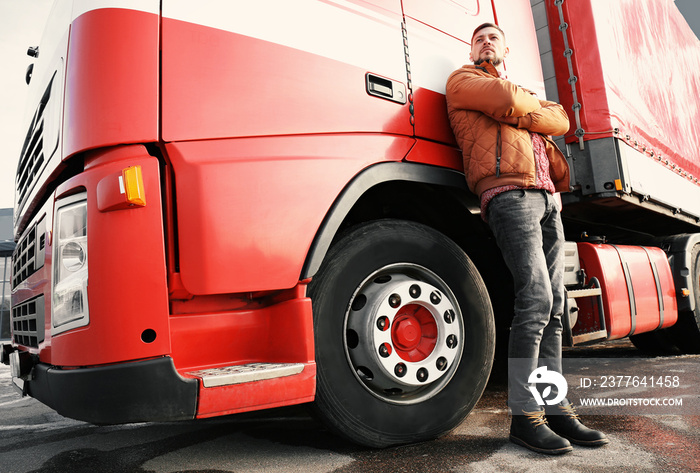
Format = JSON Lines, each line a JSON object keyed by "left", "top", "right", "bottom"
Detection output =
{"left": 344, "top": 264, "right": 464, "bottom": 404}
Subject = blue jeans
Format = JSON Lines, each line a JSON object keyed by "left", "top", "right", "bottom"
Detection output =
{"left": 486, "top": 189, "right": 565, "bottom": 412}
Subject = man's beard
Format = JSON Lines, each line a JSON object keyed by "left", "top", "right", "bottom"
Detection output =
{"left": 474, "top": 57, "right": 503, "bottom": 67}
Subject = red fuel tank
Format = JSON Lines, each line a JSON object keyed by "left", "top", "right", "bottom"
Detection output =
{"left": 576, "top": 243, "right": 678, "bottom": 340}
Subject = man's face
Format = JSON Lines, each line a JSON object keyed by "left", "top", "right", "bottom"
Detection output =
{"left": 470, "top": 27, "right": 508, "bottom": 67}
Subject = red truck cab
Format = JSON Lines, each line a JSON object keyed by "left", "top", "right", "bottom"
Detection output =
{"left": 4, "top": 0, "right": 700, "bottom": 448}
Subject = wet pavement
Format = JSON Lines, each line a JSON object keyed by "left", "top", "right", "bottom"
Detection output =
{"left": 0, "top": 339, "right": 698, "bottom": 472}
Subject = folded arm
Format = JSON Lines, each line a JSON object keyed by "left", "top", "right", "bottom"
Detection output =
{"left": 447, "top": 69, "right": 570, "bottom": 136}
{"left": 446, "top": 69, "right": 541, "bottom": 118}
{"left": 514, "top": 99, "right": 570, "bottom": 135}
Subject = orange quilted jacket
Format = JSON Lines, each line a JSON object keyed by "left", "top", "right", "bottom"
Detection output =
{"left": 446, "top": 62, "right": 571, "bottom": 197}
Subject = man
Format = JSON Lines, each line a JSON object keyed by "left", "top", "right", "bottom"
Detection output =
{"left": 446, "top": 23, "right": 609, "bottom": 455}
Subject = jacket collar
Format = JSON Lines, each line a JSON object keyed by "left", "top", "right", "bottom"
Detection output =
{"left": 472, "top": 61, "right": 500, "bottom": 78}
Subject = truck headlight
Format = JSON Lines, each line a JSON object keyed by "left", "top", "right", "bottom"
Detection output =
{"left": 52, "top": 195, "right": 89, "bottom": 333}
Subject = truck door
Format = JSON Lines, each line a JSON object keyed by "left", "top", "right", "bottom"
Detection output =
{"left": 160, "top": 1, "right": 414, "bottom": 296}
{"left": 161, "top": 0, "right": 411, "bottom": 142}
{"left": 402, "top": 0, "right": 495, "bottom": 146}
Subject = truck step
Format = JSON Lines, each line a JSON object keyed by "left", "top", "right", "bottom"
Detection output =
{"left": 567, "top": 287, "right": 602, "bottom": 298}
{"left": 572, "top": 329, "right": 608, "bottom": 345}
{"left": 186, "top": 363, "right": 305, "bottom": 388}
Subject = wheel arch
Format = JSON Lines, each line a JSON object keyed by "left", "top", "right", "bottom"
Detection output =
{"left": 301, "top": 161, "right": 495, "bottom": 279}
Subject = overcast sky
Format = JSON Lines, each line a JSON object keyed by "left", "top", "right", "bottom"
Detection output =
{"left": 0, "top": 0, "right": 699, "bottom": 212}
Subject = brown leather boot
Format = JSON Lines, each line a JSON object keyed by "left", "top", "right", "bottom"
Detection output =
{"left": 510, "top": 410, "right": 573, "bottom": 455}
{"left": 546, "top": 403, "right": 609, "bottom": 447}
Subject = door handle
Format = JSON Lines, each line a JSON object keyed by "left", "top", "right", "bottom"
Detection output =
{"left": 366, "top": 73, "right": 407, "bottom": 104}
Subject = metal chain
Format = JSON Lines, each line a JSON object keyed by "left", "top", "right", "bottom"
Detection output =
{"left": 402, "top": 20, "right": 415, "bottom": 127}
{"left": 554, "top": 0, "right": 585, "bottom": 150}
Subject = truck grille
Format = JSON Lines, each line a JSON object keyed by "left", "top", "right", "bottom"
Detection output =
{"left": 12, "top": 295, "right": 45, "bottom": 348}
{"left": 12, "top": 217, "right": 46, "bottom": 287}
{"left": 16, "top": 73, "right": 57, "bottom": 210}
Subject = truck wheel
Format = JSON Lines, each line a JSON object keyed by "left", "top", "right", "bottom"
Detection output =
{"left": 629, "top": 330, "right": 680, "bottom": 355}
{"left": 668, "top": 245, "right": 700, "bottom": 354}
{"left": 308, "top": 219, "right": 495, "bottom": 447}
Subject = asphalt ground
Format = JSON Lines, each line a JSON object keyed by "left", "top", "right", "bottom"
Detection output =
{"left": 1, "top": 339, "right": 698, "bottom": 473}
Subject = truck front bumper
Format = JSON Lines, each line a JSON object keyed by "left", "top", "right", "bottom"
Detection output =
{"left": 17, "top": 356, "right": 198, "bottom": 424}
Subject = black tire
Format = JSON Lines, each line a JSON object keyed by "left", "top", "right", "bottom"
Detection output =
{"left": 308, "top": 219, "right": 495, "bottom": 447}
{"left": 668, "top": 244, "right": 700, "bottom": 354}
{"left": 629, "top": 330, "right": 680, "bottom": 355}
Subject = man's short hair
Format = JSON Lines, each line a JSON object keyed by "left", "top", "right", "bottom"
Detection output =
{"left": 471, "top": 22, "right": 506, "bottom": 43}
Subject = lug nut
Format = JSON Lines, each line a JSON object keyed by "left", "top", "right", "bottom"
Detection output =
{"left": 394, "top": 363, "right": 407, "bottom": 377}
{"left": 409, "top": 284, "right": 421, "bottom": 298}
{"left": 436, "top": 357, "right": 448, "bottom": 371}
{"left": 389, "top": 294, "right": 401, "bottom": 308}
{"left": 417, "top": 368, "right": 429, "bottom": 382}
{"left": 446, "top": 334, "right": 458, "bottom": 349}
{"left": 430, "top": 291, "right": 442, "bottom": 305}
{"left": 444, "top": 309, "right": 455, "bottom": 324}
{"left": 376, "top": 316, "right": 389, "bottom": 331}
{"left": 379, "top": 343, "right": 392, "bottom": 358}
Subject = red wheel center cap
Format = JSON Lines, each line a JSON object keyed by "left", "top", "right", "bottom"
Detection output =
{"left": 390, "top": 304, "right": 438, "bottom": 362}
{"left": 393, "top": 317, "right": 422, "bottom": 349}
